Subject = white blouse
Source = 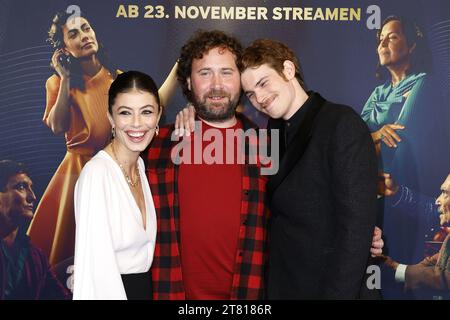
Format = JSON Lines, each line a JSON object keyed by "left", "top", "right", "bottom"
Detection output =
{"left": 73, "top": 150, "right": 156, "bottom": 300}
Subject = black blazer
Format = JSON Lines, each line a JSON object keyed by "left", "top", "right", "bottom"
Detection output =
{"left": 266, "top": 92, "right": 379, "bottom": 299}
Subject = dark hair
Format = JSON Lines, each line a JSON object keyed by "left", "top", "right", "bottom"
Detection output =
{"left": 47, "top": 11, "right": 118, "bottom": 89}
{"left": 108, "top": 71, "right": 160, "bottom": 114}
{"left": 242, "top": 38, "right": 306, "bottom": 90}
{"left": 177, "top": 30, "right": 243, "bottom": 103}
{"left": 0, "top": 160, "right": 29, "bottom": 191}
{"left": 375, "top": 15, "right": 432, "bottom": 79}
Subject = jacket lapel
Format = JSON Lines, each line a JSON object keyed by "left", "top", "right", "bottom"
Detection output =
{"left": 267, "top": 93, "right": 326, "bottom": 199}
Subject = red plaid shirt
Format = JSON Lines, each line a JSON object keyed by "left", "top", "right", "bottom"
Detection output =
{"left": 144, "top": 113, "right": 270, "bottom": 300}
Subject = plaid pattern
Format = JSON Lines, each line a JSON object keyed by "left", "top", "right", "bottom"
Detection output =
{"left": 145, "top": 113, "right": 269, "bottom": 300}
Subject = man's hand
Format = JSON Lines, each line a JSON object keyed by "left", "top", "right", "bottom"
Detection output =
{"left": 174, "top": 104, "right": 196, "bottom": 137}
{"left": 371, "top": 226, "right": 384, "bottom": 257}
{"left": 382, "top": 255, "right": 400, "bottom": 271}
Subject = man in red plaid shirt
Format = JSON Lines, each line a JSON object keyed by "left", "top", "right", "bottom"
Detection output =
{"left": 144, "top": 30, "right": 270, "bottom": 300}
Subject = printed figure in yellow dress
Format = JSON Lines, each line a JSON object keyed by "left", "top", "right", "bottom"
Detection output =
{"left": 28, "top": 10, "right": 177, "bottom": 267}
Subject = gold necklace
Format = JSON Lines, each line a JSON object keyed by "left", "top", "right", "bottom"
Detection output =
{"left": 111, "top": 141, "right": 140, "bottom": 188}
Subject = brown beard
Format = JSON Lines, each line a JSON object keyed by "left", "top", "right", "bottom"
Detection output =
{"left": 193, "top": 89, "right": 239, "bottom": 122}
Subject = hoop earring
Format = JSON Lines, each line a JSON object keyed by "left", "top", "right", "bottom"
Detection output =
{"left": 155, "top": 124, "right": 159, "bottom": 136}
{"left": 112, "top": 127, "right": 116, "bottom": 138}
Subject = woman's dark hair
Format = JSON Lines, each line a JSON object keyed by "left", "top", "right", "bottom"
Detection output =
{"left": 0, "top": 160, "right": 29, "bottom": 191}
{"left": 108, "top": 71, "right": 160, "bottom": 114}
{"left": 375, "top": 15, "right": 432, "bottom": 79}
{"left": 47, "top": 11, "right": 118, "bottom": 90}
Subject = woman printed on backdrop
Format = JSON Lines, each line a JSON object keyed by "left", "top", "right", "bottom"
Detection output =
{"left": 362, "top": 16, "right": 448, "bottom": 199}
{"left": 28, "top": 11, "right": 177, "bottom": 267}
{"left": 361, "top": 16, "right": 450, "bottom": 298}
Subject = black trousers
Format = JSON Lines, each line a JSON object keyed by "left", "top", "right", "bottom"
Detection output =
{"left": 121, "top": 270, "right": 152, "bottom": 300}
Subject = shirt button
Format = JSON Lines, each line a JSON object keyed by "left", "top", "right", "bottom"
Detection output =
{"left": 243, "top": 190, "right": 249, "bottom": 196}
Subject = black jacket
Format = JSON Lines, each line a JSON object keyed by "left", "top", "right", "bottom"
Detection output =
{"left": 266, "top": 92, "right": 379, "bottom": 299}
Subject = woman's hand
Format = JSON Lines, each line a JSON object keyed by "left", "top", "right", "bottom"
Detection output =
{"left": 174, "top": 104, "right": 196, "bottom": 137}
{"left": 51, "top": 49, "right": 71, "bottom": 79}
{"left": 46, "top": 49, "right": 72, "bottom": 134}
{"left": 377, "top": 173, "right": 399, "bottom": 197}
{"left": 371, "top": 124, "right": 405, "bottom": 148}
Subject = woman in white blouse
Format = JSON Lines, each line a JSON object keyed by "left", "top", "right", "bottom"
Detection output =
{"left": 73, "top": 71, "right": 161, "bottom": 300}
